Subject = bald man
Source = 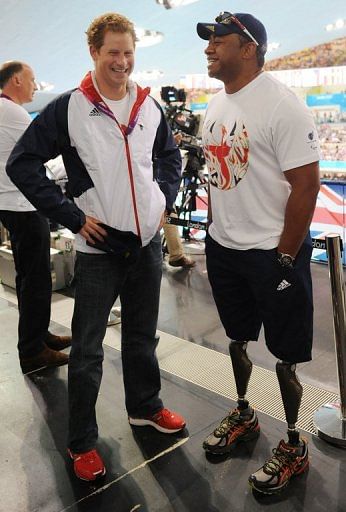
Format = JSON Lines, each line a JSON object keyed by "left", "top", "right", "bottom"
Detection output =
{"left": 0, "top": 61, "right": 70, "bottom": 373}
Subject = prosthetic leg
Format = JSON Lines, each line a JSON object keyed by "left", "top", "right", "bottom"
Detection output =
{"left": 229, "top": 341, "right": 253, "bottom": 413}
{"left": 248, "top": 363, "right": 307, "bottom": 493}
{"left": 276, "top": 361, "right": 303, "bottom": 445}
{"left": 202, "top": 341, "right": 259, "bottom": 454}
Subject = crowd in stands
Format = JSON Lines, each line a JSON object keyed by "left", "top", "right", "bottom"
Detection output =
{"left": 265, "top": 37, "right": 346, "bottom": 71}
{"left": 317, "top": 123, "right": 346, "bottom": 161}
{"left": 180, "top": 80, "right": 346, "bottom": 166}
{"left": 312, "top": 109, "right": 346, "bottom": 125}
{"left": 262, "top": 35, "right": 346, "bottom": 163}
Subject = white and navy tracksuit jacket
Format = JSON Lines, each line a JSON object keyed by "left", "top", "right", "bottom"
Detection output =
{"left": 6, "top": 72, "right": 182, "bottom": 250}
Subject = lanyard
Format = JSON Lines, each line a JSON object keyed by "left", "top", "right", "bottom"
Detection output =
{"left": 79, "top": 72, "right": 150, "bottom": 240}
{"left": 79, "top": 71, "right": 149, "bottom": 136}
{"left": 0, "top": 93, "right": 14, "bottom": 102}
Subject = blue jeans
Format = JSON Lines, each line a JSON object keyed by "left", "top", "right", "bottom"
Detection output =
{"left": 68, "top": 233, "right": 163, "bottom": 452}
{"left": 0, "top": 210, "right": 51, "bottom": 357}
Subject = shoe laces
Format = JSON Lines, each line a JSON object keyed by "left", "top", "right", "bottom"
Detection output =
{"left": 262, "top": 445, "right": 298, "bottom": 476}
{"left": 214, "top": 410, "right": 242, "bottom": 437}
{"left": 73, "top": 449, "right": 99, "bottom": 464}
{"left": 154, "top": 408, "right": 172, "bottom": 420}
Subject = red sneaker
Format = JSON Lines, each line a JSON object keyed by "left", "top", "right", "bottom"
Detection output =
{"left": 68, "top": 448, "right": 106, "bottom": 481}
{"left": 129, "top": 408, "right": 186, "bottom": 434}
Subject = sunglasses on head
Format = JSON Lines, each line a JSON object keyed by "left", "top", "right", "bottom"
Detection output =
{"left": 215, "top": 11, "right": 259, "bottom": 46}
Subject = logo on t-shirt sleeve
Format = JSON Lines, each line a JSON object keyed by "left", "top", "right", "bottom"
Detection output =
{"left": 306, "top": 130, "right": 318, "bottom": 150}
{"left": 203, "top": 119, "right": 250, "bottom": 190}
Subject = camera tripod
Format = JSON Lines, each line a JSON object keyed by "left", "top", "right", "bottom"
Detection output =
{"left": 161, "top": 168, "right": 208, "bottom": 257}
{"left": 176, "top": 170, "right": 208, "bottom": 240}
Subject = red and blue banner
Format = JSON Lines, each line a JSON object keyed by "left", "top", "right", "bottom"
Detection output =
{"left": 176, "top": 175, "right": 346, "bottom": 265}
{"left": 311, "top": 180, "right": 345, "bottom": 265}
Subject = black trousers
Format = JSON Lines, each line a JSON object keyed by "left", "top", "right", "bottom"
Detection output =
{"left": 0, "top": 210, "right": 52, "bottom": 358}
{"left": 206, "top": 233, "right": 313, "bottom": 363}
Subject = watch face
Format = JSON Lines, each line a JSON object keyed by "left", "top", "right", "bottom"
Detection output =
{"left": 279, "top": 254, "right": 293, "bottom": 267}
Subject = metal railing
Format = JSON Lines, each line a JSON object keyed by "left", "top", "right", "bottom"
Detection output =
{"left": 314, "top": 234, "right": 346, "bottom": 447}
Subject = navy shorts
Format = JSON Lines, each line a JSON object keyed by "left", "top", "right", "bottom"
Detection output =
{"left": 205, "top": 234, "right": 313, "bottom": 363}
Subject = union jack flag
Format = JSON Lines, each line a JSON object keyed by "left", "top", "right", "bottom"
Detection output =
{"left": 311, "top": 183, "right": 345, "bottom": 265}
{"left": 176, "top": 181, "right": 346, "bottom": 264}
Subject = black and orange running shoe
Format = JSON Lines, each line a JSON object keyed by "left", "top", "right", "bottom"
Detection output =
{"left": 203, "top": 408, "right": 260, "bottom": 455}
{"left": 248, "top": 437, "right": 309, "bottom": 495}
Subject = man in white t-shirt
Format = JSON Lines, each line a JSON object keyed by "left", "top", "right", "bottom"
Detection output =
{"left": 0, "top": 61, "right": 71, "bottom": 373}
{"left": 196, "top": 12, "right": 321, "bottom": 495}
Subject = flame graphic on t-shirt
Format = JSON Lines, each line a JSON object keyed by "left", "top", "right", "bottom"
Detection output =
{"left": 204, "top": 120, "right": 249, "bottom": 190}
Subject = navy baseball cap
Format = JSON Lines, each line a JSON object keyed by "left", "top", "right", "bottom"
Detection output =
{"left": 197, "top": 12, "right": 267, "bottom": 52}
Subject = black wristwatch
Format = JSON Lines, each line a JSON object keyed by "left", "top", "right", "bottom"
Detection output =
{"left": 277, "top": 251, "right": 295, "bottom": 268}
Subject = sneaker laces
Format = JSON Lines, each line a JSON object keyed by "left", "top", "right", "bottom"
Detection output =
{"left": 262, "top": 446, "right": 298, "bottom": 476}
{"left": 73, "top": 449, "right": 98, "bottom": 464}
{"left": 214, "top": 410, "right": 242, "bottom": 437}
{"left": 153, "top": 408, "right": 174, "bottom": 421}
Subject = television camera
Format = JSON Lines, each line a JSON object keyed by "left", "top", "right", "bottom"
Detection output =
{"left": 160, "top": 86, "right": 205, "bottom": 178}
{"left": 160, "top": 86, "right": 198, "bottom": 136}
{"left": 160, "top": 86, "right": 207, "bottom": 239}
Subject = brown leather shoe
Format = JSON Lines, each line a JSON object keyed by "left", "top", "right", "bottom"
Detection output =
{"left": 20, "top": 346, "right": 69, "bottom": 374}
{"left": 46, "top": 332, "right": 72, "bottom": 351}
{"left": 169, "top": 255, "right": 196, "bottom": 268}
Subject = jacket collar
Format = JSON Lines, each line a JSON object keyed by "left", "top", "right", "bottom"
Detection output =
{"left": 79, "top": 71, "right": 150, "bottom": 136}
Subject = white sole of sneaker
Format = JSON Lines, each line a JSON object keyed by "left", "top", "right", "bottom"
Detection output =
{"left": 128, "top": 417, "right": 185, "bottom": 434}
{"left": 74, "top": 467, "right": 106, "bottom": 482}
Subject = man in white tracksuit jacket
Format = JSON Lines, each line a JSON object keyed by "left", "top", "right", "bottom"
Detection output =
{"left": 7, "top": 12, "right": 186, "bottom": 481}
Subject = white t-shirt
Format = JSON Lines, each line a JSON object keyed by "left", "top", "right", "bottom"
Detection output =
{"left": 202, "top": 72, "right": 321, "bottom": 250}
{"left": 0, "top": 97, "right": 35, "bottom": 211}
{"left": 100, "top": 93, "right": 132, "bottom": 126}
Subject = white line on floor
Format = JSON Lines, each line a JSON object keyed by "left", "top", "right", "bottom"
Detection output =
{"left": 60, "top": 437, "right": 189, "bottom": 511}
